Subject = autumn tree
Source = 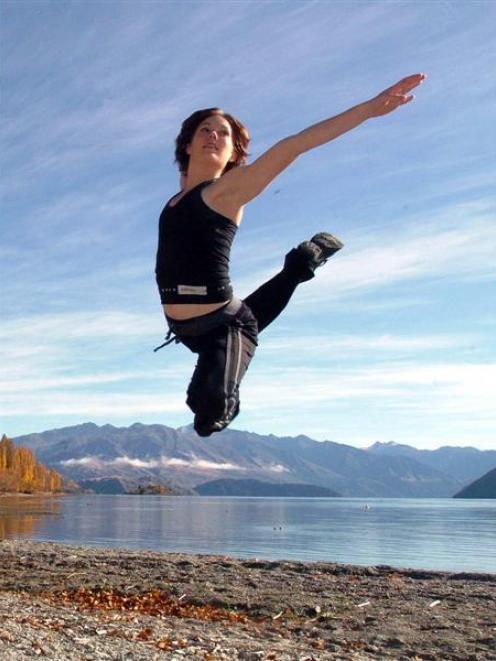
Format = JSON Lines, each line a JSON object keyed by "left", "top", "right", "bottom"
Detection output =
{"left": 0, "top": 434, "right": 65, "bottom": 493}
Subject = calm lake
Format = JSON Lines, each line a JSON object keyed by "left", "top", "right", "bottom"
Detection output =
{"left": 1, "top": 495, "right": 494, "bottom": 573}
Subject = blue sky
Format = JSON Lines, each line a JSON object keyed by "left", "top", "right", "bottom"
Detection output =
{"left": 1, "top": 1, "right": 495, "bottom": 450}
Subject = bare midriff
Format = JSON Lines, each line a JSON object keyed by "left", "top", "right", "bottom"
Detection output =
{"left": 164, "top": 301, "right": 229, "bottom": 320}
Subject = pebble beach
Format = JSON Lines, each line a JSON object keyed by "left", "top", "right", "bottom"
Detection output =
{"left": 0, "top": 540, "right": 495, "bottom": 660}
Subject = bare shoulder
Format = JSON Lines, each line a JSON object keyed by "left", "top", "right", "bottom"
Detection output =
{"left": 202, "top": 138, "right": 296, "bottom": 218}
{"left": 205, "top": 167, "right": 249, "bottom": 200}
{"left": 206, "top": 138, "right": 298, "bottom": 208}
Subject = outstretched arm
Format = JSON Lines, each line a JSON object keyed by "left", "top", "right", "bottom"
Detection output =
{"left": 221, "top": 73, "right": 426, "bottom": 205}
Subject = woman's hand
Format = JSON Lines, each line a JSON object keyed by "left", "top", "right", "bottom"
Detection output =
{"left": 366, "top": 73, "right": 426, "bottom": 118}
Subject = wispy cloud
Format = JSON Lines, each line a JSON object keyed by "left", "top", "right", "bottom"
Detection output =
{"left": 0, "top": 311, "right": 160, "bottom": 342}
{"left": 262, "top": 332, "right": 475, "bottom": 355}
{"left": 309, "top": 208, "right": 494, "bottom": 300}
{"left": 240, "top": 361, "right": 496, "bottom": 420}
{"left": 60, "top": 454, "right": 247, "bottom": 472}
{"left": 235, "top": 199, "right": 496, "bottom": 304}
{"left": 1, "top": 392, "right": 186, "bottom": 417}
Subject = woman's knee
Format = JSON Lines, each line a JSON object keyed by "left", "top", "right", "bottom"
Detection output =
{"left": 236, "top": 302, "right": 259, "bottom": 344}
{"left": 186, "top": 381, "right": 227, "bottom": 420}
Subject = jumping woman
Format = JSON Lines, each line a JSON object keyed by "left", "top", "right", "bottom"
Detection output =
{"left": 155, "top": 73, "right": 426, "bottom": 437}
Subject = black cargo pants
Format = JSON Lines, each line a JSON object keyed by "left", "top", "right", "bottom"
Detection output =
{"left": 164, "top": 249, "right": 313, "bottom": 436}
{"left": 166, "top": 298, "right": 257, "bottom": 436}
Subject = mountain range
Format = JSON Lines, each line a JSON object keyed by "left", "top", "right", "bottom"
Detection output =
{"left": 367, "top": 441, "right": 496, "bottom": 484}
{"left": 12, "top": 423, "right": 496, "bottom": 497}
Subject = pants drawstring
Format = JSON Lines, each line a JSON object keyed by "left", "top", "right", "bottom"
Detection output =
{"left": 153, "top": 329, "right": 180, "bottom": 352}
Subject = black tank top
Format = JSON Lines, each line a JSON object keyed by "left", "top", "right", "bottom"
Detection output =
{"left": 155, "top": 181, "right": 238, "bottom": 304}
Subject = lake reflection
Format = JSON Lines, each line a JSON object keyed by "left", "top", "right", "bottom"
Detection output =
{"left": 1, "top": 495, "right": 495, "bottom": 573}
{"left": 0, "top": 495, "right": 62, "bottom": 539}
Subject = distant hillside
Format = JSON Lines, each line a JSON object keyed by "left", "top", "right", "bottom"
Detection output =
{"left": 78, "top": 478, "right": 129, "bottom": 494}
{"left": 367, "top": 442, "right": 496, "bottom": 485}
{"left": 454, "top": 467, "right": 496, "bottom": 499}
{"left": 0, "top": 434, "right": 76, "bottom": 494}
{"left": 195, "top": 479, "right": 340, "bottom": 497}
{"left": 13, "top": 422, "right": 464, "bottom": 498}
{"left": 77, "top": 477, "right": 190, "bottom": 495}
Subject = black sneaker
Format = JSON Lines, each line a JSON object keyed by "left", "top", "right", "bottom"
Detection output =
{"left": 284, "top": 232, "right": 343, "bottom": 281}
{"left": 310, "top": 232, "right": 344, "bottom": 259}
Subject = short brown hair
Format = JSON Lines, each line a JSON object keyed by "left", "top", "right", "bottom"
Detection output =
{"left": 175, "top": 108, "right": 250, "bottom": 175}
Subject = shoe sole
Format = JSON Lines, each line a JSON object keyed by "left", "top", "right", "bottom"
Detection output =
{"left": 310, "top": 232, "right": 344, "bottom": 257}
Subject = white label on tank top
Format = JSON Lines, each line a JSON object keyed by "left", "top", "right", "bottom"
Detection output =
{"left": 177, "top": 284, "right": 207, "bottom": 296}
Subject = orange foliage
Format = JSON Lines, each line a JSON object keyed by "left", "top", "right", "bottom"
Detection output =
{"left": 44, "top": 588, "right": 252, "bottom": 624}
{"left": 0, "top": 434, "right": 63, "bottom": 493}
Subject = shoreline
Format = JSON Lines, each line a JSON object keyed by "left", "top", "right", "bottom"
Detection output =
{"left": 0, "top": 492, "right": 74, "bottom": 498}
{"left": 0, "top": 540, "right": 495, "bottom": 660}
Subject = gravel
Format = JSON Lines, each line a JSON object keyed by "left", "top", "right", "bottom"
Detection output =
{"left": 0, "top": 540, "right": 495, "bottom": 660}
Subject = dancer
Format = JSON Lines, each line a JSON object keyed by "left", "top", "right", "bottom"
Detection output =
{"left": 155, "top": 73, "right": 426, "bottom": 436}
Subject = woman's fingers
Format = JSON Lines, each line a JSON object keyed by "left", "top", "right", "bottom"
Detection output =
{"left": 369, "top": 92, "right": 414, "bottom": 116}
{"left": 367, "top": 74, "right": 425, "bottom": 116}
{"left": 385, "top": 73, "right": 426, "bottom": 96}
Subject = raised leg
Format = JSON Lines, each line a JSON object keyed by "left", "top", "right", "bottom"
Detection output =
{"left": 244, "top": 232, "right": 343, "bottom": 332}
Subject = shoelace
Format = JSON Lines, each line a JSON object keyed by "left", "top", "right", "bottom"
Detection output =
{"left": 153, "top": 329, "right": 180, "bottom": 352}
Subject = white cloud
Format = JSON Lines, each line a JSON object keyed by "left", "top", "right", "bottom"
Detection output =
{"left": 262, "top": 333, "right": 473, "bottom": 355}
{"left": 60, "top": 457, "right": 99, "bottom": 468}
{"left": 60, "top": 454, "right": 247, "bottom": 472}
{"left": 235, "top": 200, "right": 496, "bottom": 304}
{"left": 109, "top": 456, "right": 159, "bottom": 469}
{"left": 1, "top": 392, "right": 186, "bottom": 417}
{"left": 0, "top": 311, "right": 160, "bottom": 343}
{"left": 267, "top": 463, "right": 291, "bottom": 474}
{"left": 188, "top": 459, "right": 245, "bottom": 472}
{"left": 241, "top": 361, "right": 496, "bottom": 421}
{"left": 308, "top": 213, "right": 495, "bottom": 303}
{"left": 0, "top": 372, "right": 165, "bottom": 394}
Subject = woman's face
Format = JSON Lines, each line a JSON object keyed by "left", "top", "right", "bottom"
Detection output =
{"left": 186, "top": 115, "right": 235, "bottom": 172}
